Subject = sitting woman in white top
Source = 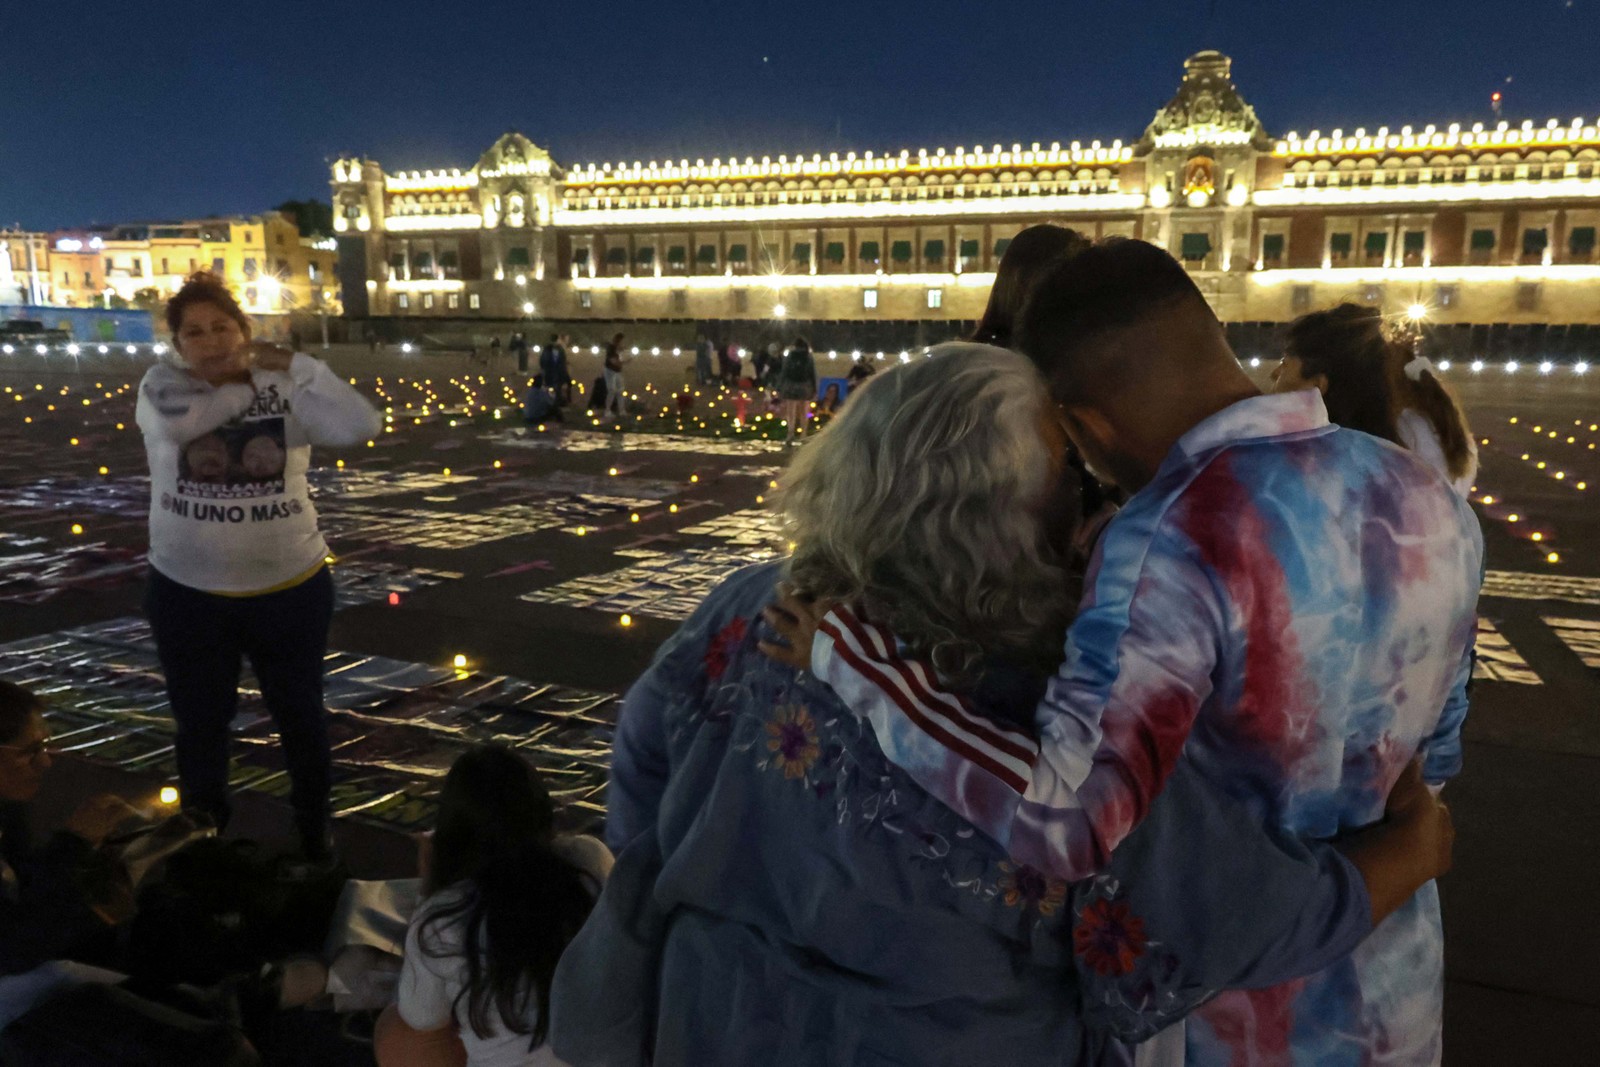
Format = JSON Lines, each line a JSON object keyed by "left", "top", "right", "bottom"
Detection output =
{"left": 379, "top": 745, "right": 612, "bottom": 1067}
{"left": 1271, "top": 302, "right": 1477, "bottom": 496}
{"left": 136, "top": 272, "right": 382, "bottom": 861}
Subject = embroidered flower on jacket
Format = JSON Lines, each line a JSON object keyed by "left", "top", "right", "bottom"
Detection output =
{"left": 998, "top": 861, "right": 1068, "bottom": 916}
{"left": 705, "top": 617, "right": 749, "bottom": 681}
{"left": 1073, "top": 898, "right": 1149, "bottom": 976}
{"left": 766, "top": 704, "right": 821, "bottom": 779}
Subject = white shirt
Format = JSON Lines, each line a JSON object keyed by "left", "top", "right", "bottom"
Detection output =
{"left": 1396, "top": 407, "right": 1477, "bottom": 499}
{"left": 135, "top": 354, "right": 382, "bottom": 593}
{"left": 398, "top": 835, "right": 614, "bottom": 1067}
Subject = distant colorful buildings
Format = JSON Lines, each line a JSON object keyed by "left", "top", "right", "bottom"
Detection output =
{"left": 3, "top": 213, "right": 338, "bottom": 320}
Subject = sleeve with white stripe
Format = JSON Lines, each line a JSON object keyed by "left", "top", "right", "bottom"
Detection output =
{"left": 811, "top": 540, "right": 1220, "bottom": 881}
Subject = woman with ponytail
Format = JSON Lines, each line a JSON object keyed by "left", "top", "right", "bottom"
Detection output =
{"left": 1390, "top": 342, "right": 1479, "bottom": 498}
{"left": 1272, "top": 303, "right": 1477, "bottom": 496}
{"left": 381, "top": 745, "right": 611, "bottom": 1067}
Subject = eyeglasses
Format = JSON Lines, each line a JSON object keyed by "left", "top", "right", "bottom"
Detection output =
{"left": 0, "top": 739, "right": 52, "bottom": 762}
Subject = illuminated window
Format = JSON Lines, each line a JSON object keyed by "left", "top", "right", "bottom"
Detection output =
{"left": 1569, "top": 226, "right": 1596, "bottom": 259}
{"left": 447, "top": 293, "right": 460, "bottom": 310}
{"left": 578, "top": 290, "right": 592, "bottom": 309}
{"left": 1260, "top": 233, "right": 1285, "bottom": 266}
{"left": 469, "top": 293, "right": 481, "bottom": 310}
{"left": 1180, "top": 233, "right": 1212, "bottom": 263}
{"left": 396, "top": 294, "right": 409, "bottom": 310}
{"left": 927, "top": 288, "right": 943, "bottom": 309}
{"left": 1403, "top": 230, "right": 1426, "bottom": 264}
{"left": 423, "top": 293, "right": 434, "bottom": 310}
{"left": 863, "top": 288, "right": 879, "bottom": 309}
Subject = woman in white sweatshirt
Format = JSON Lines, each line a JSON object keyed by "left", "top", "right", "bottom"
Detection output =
{"left": 136, "top": 272, "right": 382, "bottom": 860}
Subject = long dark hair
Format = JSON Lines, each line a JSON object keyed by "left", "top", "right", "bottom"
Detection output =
{"left": 420, "top": 745, "right": 594, "bottom": 1046}
{"left": 971, "top": 224, "right": 1091, "bottom": 347}
{"left": 1284, "top": 304, "right": 1402, "bottom": 445}
{"left": 1388, "top": 343, "right": 1475, "bottom": 480}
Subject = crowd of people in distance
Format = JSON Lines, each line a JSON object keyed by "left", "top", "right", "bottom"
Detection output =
{"left": 514, "top": 327, "right": 867, "bottom": 446}
{"left": 0, "top": 222, "right": 1484, "bottom": 1065}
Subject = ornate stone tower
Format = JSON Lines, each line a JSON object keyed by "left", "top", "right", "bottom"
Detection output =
{"left": 1137, "top": 51, "right": 1273, "bottom": 316}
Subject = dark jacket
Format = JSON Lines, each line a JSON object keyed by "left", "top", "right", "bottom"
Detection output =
{"left": 0, "top": 805, "right": 120, "bottom": 974}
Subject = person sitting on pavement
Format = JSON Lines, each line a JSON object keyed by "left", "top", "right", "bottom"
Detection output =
{"left": 378, "top": 745, "right": 612, "bottom": 1067}
{"left": 0, "top": 680, "right": 138, "bottom": 983}
{"left": 522, "top": 375, "right": 562, "bottom": 425}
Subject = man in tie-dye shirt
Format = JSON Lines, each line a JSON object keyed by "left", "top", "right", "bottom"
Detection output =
{"left": 770, "top": 240, "right": 1482, "bottom": 1065}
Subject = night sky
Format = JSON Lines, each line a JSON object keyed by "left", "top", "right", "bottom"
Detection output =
{"left": 4, "top": 1, "right": 1598, "bottom": 230}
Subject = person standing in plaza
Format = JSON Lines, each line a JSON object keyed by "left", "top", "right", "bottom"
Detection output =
{"left": 716, "top": 342, "right": 739, "bottom": 385}
{"left": 602, "top": 332, "right": 628, "bottom": 420}
{"left": 776, "top": 336, "right": 817, "bottom": 446}
{"left": 510, "top": 331, "right": 529, "bottom": 374}
{"left": 540, "top": 333, "right": 571, "bottom": 406}
{"left": 136, "top": 272, "right": 383, "bottom": 862}
{"left": 693, "top": 333, "right": 714, "bottom": 386}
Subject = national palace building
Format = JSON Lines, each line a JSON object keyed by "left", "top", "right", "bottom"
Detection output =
{"left": 329, "top": 51, "right": 1600, "bottom": 356}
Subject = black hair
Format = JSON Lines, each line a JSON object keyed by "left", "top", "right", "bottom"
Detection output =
{"left": 420, "top": 745, "right": 594, "bottom": 1046}
{"left": 970, "top": 224, "right": 1091, "bottom": 348}
{"left": 1285, "top": 304, "right": 1402, "bottom": 445}
{"left": 1014, "top": 237, "right": 1211, "bottom": 401}
{"left": 0, "top": 680, "right": 42, "bottom": 746}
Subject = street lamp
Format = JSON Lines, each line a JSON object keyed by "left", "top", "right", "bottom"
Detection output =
{"left": 772, "top": 303, "right": 787, "bottom": 318}
{"left": 521, "top": 301, "right": 535, "bottom": 316}
{"left": 1407, "top": 303, "right": 1427, "bottom": 323}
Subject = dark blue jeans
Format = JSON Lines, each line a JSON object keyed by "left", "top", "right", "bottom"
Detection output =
{"left": 144, "top": 565, "right": 334, "bottom": 848}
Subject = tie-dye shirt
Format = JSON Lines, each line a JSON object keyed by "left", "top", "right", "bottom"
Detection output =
{"left": 811, "top": 390, "right": 1483, "bottom": 1066}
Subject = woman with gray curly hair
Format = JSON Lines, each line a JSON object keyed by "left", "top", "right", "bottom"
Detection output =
{"left": 548, "top": 344, "right": 1441, "bottom": 1067}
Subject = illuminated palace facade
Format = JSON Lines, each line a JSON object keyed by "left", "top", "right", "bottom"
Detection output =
{"left": 330, "top": 51, "right": 1600, "bottom": 343}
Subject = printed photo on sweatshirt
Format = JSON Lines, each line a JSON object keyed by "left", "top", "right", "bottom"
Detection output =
{"left": 177, "top": 385, "right": 290, "bottom": 500}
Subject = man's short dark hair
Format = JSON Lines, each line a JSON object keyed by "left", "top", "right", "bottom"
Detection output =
{"left": 1015, "top": 238, "right": 1212, "bottom": 400}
